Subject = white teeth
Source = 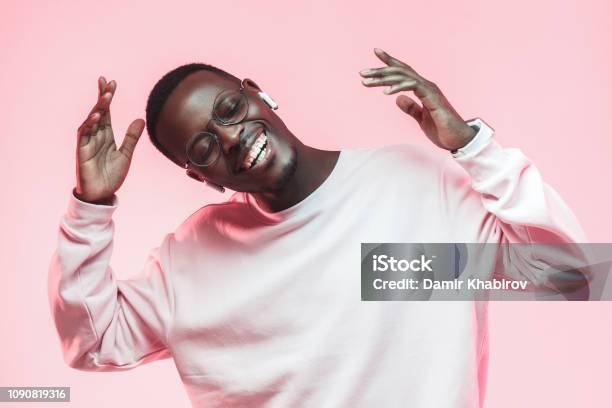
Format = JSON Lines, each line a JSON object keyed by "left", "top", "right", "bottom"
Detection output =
{"left": 241, "top": 131, "right": 268, "bottom": 170}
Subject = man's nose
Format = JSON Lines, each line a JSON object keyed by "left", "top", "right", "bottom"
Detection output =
{"left": 209, "top": 121, "right": 243, "bottom": 156}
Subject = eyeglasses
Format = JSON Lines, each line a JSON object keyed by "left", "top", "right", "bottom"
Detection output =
{"left": 184, "top": 80, "right": 250, "bottom": 168}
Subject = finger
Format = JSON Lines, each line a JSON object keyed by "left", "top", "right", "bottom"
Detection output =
{"left": 362, "top": 75, "right": 409, "bottom": 87}
{"left": 100, "top": 80, "right": 115, "bottom": 128}
{"left": 373, "top": 48, "right": 424, "bottom": 78}
{"left": 118, "top": 119, "right": 145, "bottom": 160}
{"left": 106, "top": 79, "right": 116, "bottom": 95}
{"left": 374, "top": 48, "right": 409, "bottom": 68}
{"left": 77, "top": 111, "right": 100, "bottom": 134}
{"left": 98, "top": 77, "right": 116, "bottom": 97}
{"left": 392, "top": 80, "right": 443, "bottom": 112}
{"left": 396, "top": 95, "right": 423, "bottom": 122}
{"left": 98, "top": 76, "right": 106, "bottom": 95}
{"left": 383, "top": 79, "right": 419, "bottom": 95}
{"left": 78, "top": 78, "right": 111, "bottom": 148}
{"left": 86, "top": 89, "right": 113, "bottom": 132}
{"left": 88, "top": 77, "right": 114, "bottom": 118}
{"left": 94, "top": 79, "right": 115, "bottom": 130}
{"left": 359, "top": 66, "right": 411, "bottom": 78}
{"left": 90, "top": 122, "right": 99, "bottom": 138}
{"left": 97, "top": 94, "right": 114, "bottom": 130}
{"left": 77, "top": 112, "right": 101, "bottom": 147}
{"left": 87, "top": 91, "right": 112, "bottom": 118}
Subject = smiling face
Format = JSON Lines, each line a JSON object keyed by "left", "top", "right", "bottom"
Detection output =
{"left": 155, "top": 70, "right": 299, "bottom": 193}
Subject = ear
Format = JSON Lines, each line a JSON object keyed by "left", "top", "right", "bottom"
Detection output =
{"left": 242, "top": 78, "right": 262, "bottom": 92}
{"left": 186, "top": 169, "right": 203, "bottom": 182}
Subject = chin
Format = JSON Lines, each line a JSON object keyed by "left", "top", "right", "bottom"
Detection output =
{"left": 264, "top": 144, "right": 298, "bottom": 193}
{"left": 228, "top": 131, "right": 298, "bottom": 194}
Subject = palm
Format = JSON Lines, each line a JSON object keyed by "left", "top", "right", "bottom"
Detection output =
{"left": 418, "top": 107, "right": 442, "bottom": 146}
{"left": 75, "top": 77, "right": 144, "bottom": 203}
{"left": 412, "top": 93, "right": 467, "bottom": 150}
{"left": 78, "top": 128, "right": 129, "bottom": 197}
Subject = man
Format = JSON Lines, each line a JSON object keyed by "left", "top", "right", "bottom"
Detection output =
{"left": 48, "top": 48, "right": 585, "bottom": 407}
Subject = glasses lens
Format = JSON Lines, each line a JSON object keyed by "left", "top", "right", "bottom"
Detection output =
{"left": 213, "top": 90, "right": 248, "bottom": 124}
{"left": 187, "top": 133, "right": 219, "bottom": 166}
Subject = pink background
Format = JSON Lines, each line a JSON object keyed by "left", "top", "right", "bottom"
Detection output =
{"left": 1, "top": 0, "right": 611, "bottom": 406}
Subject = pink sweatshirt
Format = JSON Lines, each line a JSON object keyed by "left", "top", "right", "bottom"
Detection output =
{"left": 48, "top": 120, "right": 586, "bottom": 407}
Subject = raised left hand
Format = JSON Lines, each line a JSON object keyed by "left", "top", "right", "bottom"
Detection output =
{"left": 360, "top": 48, "right": 477, "bottom": 151}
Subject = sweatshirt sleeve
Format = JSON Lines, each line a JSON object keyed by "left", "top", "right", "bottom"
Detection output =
{"left": 47, "top": 191, "right": 175, "bottom": 371}
{"left": 438, "top": 120, "right": 589, "bottom": 288}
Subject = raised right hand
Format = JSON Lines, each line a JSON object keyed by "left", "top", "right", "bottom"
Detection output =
{"left": 75, "top": 77, "right": 145, "bottom": 204}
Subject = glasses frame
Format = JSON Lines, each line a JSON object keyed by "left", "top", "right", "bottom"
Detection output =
{"left": 183, "top": 79, "right": 251, "bottom": 170}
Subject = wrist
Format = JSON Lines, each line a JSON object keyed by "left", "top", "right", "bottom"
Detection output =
{"left": 73, "top": 188, "right": 115, "bottom": 206}
{"left": 451, "top": 118, "right": 495, "bottom": 159}
{"left": 450, "top": 124, "right": 479, "bottom": 153}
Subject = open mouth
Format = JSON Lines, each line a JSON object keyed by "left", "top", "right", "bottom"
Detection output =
{"left": 239, "top": 130, "right": 269, "bottom": 172}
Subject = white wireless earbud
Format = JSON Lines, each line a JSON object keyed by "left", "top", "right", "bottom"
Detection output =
{"left": 205, "top": 181, "right": 225, "bottom": 193}
{"left": 258, "top": 91, "right": 278, "bottom": 110}
{"left": 187, "top": 169, "right": 225, "bottom": 193}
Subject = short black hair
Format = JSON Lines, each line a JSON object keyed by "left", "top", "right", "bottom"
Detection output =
{"left": 145, "top": 63, "right": 240, "bottom": 167}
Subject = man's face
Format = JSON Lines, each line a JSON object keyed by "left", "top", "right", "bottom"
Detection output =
{"left": 155, "top": 71, "right": 298, "bottom": 193}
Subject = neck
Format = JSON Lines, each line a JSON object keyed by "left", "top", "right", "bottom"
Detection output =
{"left": 251, "top": 142, "right": 340, "bottom": 213}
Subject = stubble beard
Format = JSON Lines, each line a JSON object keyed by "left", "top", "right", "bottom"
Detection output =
{"left": 264, "top": 144, "right": 298, "bottom": 193}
